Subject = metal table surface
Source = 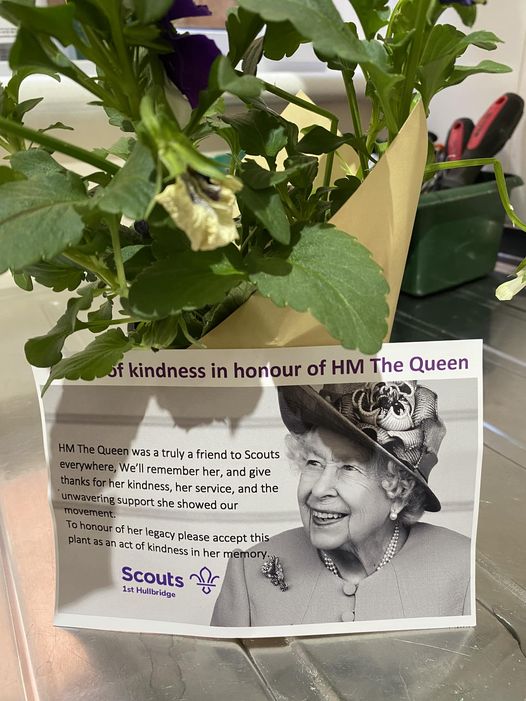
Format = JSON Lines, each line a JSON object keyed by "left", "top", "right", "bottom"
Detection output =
{"left": 1, "top": 266, "right": 525, "bottom": 701}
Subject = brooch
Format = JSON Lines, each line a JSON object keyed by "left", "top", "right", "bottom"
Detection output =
{"left": 261, "top": 555, "right": 288, "bottom": 591}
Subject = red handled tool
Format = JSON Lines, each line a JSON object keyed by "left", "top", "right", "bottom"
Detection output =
{"left": 441, "top": 93, "right": 524, "bottom": 189}
{"left": 444, "top": 117, "right": 474, "bottom": 161}
{"left": 423, "top": 118, "right": 474, "bottom": 191}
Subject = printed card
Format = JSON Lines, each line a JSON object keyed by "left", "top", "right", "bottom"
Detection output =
{"left": 34, "top": 340, "right": 483, "bottom": 638}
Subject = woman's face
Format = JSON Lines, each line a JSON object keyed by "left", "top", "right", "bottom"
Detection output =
{"left": 297, "top": 427, "right": 392, "bottom": 552}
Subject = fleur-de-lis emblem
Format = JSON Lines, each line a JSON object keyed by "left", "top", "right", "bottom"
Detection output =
{"left": 190, "top": 566, "right": 220, "bottom": 595}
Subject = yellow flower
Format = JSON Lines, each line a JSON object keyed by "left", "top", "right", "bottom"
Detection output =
{"left": 156, "top": 172, "right": 242, "bottom": 251}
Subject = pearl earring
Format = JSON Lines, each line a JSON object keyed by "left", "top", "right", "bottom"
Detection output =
{"left": 389, "top": 510, "right": 397, "bottom": 521}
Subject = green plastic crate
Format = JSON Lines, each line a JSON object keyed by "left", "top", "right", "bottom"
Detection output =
{"left": 402, "top": 173, "right": 523, "bottom": 296}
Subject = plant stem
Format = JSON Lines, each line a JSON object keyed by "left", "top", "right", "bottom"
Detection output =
{"left": 107, "top": 5, "right": 140, "bottom": 118}
{"left": 425, "top": 158, "right": 526, "bottom": 231}
{"left": 52, "top": 47, "right": 119, "bottom": 109}
{"left": 78, "top": 317, "right": 139, "bottom": 330}
{"left": 0, "top": 117, "right": 119, "bottom": 174}
{"left": 107, "top": 216, "right": 128, "bottom": 295}
{"left": 178, "top": 315, "right": 206, "bottom": 348}
{"left": 386, "top": 0, "right": 405, "bottom": 38}
{"left": 400, "top": 0, "right": 429, "bottom": 123}
{"left": 63, "top": 252, "right": 119, "bottom": 289}
{"left": 240, "top": 226, "right": 258, "bottom": 254}
{"left": 0, "top": 135, "right": 14, "bottom": 153}
{"left": 261, "top": 80, "right": 339, "bottom": 188}
{"left": 278, "top": 183, "right": 301, "bottom": 220}
{"left": 342, "top": 69, "right": 369, "bottom": 178}
{"left": 83, "top": 26, "right": 121, "bottom": 76}
{"left": 261, "top": 80, "right": 339, "bottom": 130}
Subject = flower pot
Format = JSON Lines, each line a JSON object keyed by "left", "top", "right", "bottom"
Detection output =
{"left": 402, "top": 173, "right": 524, "bottom": 297}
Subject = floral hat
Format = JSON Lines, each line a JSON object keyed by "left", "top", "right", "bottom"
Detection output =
{"left": 278, "top": 381, "right": 446, "bottom": 512}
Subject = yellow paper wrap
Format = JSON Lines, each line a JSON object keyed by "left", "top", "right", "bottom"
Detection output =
{"left": 202, "top": 100, "right": 428, "bottom": 350}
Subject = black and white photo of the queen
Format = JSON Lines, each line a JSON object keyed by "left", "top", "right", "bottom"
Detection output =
{"left": 211, "top": 381, "right": 471, "bottom": 627}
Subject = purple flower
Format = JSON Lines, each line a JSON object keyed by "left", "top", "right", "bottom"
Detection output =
{"left": 164, "top": 0, "right": 212, "bottom": 22}
{"left": 161, "top": 0, "right": 221, "bottom": 109}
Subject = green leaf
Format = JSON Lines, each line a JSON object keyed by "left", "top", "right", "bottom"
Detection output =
{"left": 40, "top": 121, "right": 74, "bottom": 134}
{"left": 240, "top": 156, "right": 319, "bottom": 193}
{"left": 25, "top": 287, "right": 94, "bottom": 368}
{"left": 361, "top": 41, "right": 404, "bottom": 128}
{"left": 346, "top": 0, "right": 389, "bottom": 40}
{"left": 237, "top": 184, "right": 291, "bottom": 245}
{"left": 329, "top": 176, "right": 361, "bottom": 217}
{"left": 67, "top": 0, "right": 110, "bottom": 33}
{"left": 122, "top": 244, "right": 155, "bottom": 278}
{"left": 226, "top": 6, "right": 264, "bottom": 66}
{"left": 222, "top": 110, "right": 289, "bottom": 159}
{"left": 104, "top": 106, "right": 135, "bottom": 133}
{"left": 132, "top": 0, "right": 176, "bottom": 24}
{"left": 263, "top": 21, "right": 305, "bottom": 60}
{"left": 84, "top": 171, "right": 112, "bottom": 187}
{"left": 0, "top": 0, "right": 35, "bottom": 10}
{"left": 123, "top": 23, "right": 167, "bottom": 51}
{"left": 128, "top": 248, "right": 248, "bottom": 319}
{"left": 418, "top": 24, "right": 464, "bottom": 108}
{"left": 87, "top": 299, "right": 112, "bottom": 322}
{"left": 79, "top": 0, "right": 124, "bottom": 24}
{"left": 207, "top": 116, "right": 242, "bottom": 165}
{"left": 461, "top": 30, "right": 503, "bottom": 51}
{"left": 0, "top": 169, "right": 88, "bottom": 273}
{"left": 149, "top": 214, "right": 191, "bottom": 259}
{"left": 23, "top": 259, "right": 85, "bottom": 291}
{"left": 86, "top": 299, "right": 113, "bottom": 331}
{"left": 5, "top": 67, "right": 59, "bottom": 110}
{"left": 140, "top": 98, "right": 227, "bottom": 180}
{"left": 297, "top": 126, "right": 361, "bottom": 155}
{"left": 284, "top": 155, "right": 319, "bottom": 190}
{"left": 95, "top": 142, "right": 156, "bottom": 220}
{"left": 240, "top": 160, "right": 293, "bottom": 189}
{"left": 0, "top": 3, "right": 79, "bottom": 47}
{"left": 41, "top": 328, "right": 134, "bottom": 394}
{"left": 9, "top": 27, "right": 80, "bottom": 83}
{"left": 14, "top": 96, "right": 43, "bottom": 120}
{"left": 237, "top": 0, "right": 371, "bottom": 65}
{"left": 170, "top": 132, "right": 228, "bottom": 180}
{"left": 450, "top": 4, "right": 477, "bottom": 28}
{"left": 250, "top": 224, "right": 388, "bottom": 352}
{"left": 139, "top": 316, "right": 181, "bottom": 350}
{"left": 12, "top": 270, "right": 33, "bottom": 291}
{"left": 241, "top": 37, "right": 264, "bottom": 76}
{"left": 93, "top": 137, "right": 136, "bottom": 161}
{"left": 0, "top": 166, "right": 25, "bottom": 184}
{"left": 209, "top": 56, "right": 263, "bottom": 100}
{"left": 419, "top": 25, "right": 508, "bottom": 107}
{"left": 201, "top": 281, "right": 256, "bottom": 335}
{"left": 446, "top": 60, "right": 512, "bottom": 88}
{"left": 10, "top": 148, "right": 65, "bottom": 178}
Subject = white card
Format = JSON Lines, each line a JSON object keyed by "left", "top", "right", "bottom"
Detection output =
{"left": 34, "top": 340, "right": 483, "bottom": 638}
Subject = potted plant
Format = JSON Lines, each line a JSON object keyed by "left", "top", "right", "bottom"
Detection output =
{"left": 0, "top": 0, "right": 522, "bottom": 386}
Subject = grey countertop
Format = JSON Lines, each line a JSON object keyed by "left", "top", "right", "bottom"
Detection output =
{"left": 1, "top": 266, "right": 525, "bottom": 701}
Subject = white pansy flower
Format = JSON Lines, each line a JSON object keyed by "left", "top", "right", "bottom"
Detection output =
{"left": 496, "top": 271, "right": 526, "bottom": 301}
{"left": 156, "top": 171, "right": 242, "bottom": 252}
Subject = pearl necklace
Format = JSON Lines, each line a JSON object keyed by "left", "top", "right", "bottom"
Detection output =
{"left": 320, "top": 523, "right": 400, "bottom": 579}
